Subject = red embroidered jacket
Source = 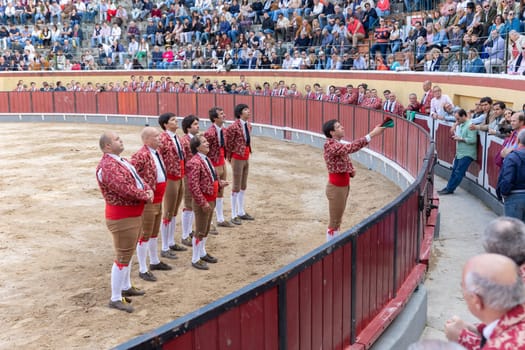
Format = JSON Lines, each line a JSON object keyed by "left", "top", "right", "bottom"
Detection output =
{"left": 341, "top": 91, "right": 358, "bottom": 105}
{"left": 131, "top": 145, "right": 163, "bottom": 191}
{"left": 458, "top": 265, "right": 525, "bottom": 350}
{"left": 458, "top": 304, "right": 525, "bottom": 350}
{"left": 225, "top": 119, "right": 251, "bottom": 161}
{"left": 204, "top": 124, "right": 226, "bottom": 166}
{"left": 362, "top": 97, "right": 383, "bottom": 110}
{"left": 420, "top": 90, "right": 433, "bottom": 114}
{"left": 324, "top": 137, "right": 369, "bottom": 174}
{"left": 188, "top": 155, "right": 218, "bottom": 208}
{"left": 383, "top": 101, "right": 405, "bottom": 117}
{"left": 96, "top": 154, "right": 151, "bottom": 207}
{"left": 158, "top": 131, "right": 184, "bottom": 179}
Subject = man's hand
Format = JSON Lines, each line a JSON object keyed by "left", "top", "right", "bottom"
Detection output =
{"left": 369, "top": 125, "right": 386, "bottom": 138}
{"left": 146, "top": 190, "right": 154, "bottom": 203}
{"left": 445, "top": 316, "right": 472, "bottom": 342}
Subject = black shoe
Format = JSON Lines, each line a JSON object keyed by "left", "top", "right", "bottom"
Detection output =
{"left": 181, "top": 237, "right": 193, "bottom": 247}
{"left": 161, "top": 250, "right": 178, "bottom": 259}
{"left": 437, "top": 188, "right": 453, "bottom": 195}
{"left": 122, "top": 286, "right": 145, "bottom": 297}
{"left": 150, "top": 261, "right": 172, "bottom": 271}
{"left": 238, "top": 213, "right": 255, "bottom": 220}
{"left": 170, "top": 243, "right": 188, "bottom": 251}
{"left": 201, "top": 254, "right": 218, "bottom": 263}
{"left": 139, "top": 271, "right": 157, "bottom": 282}
{"left": 109, "top": 298, "right": 134, "bottom": 313}
{"left": 231, "top": 217, "right": 242, "bottom": 225}
{"left": 192, "top": 259, "right": 209, "bottom": 270}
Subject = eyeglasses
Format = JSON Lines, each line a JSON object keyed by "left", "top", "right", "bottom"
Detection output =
{"left": 509, "top": 12, "right": 514, "bottom": 15}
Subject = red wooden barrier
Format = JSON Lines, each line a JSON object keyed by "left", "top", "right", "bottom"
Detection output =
{"left": 97, "top": 92, "right": 118, "bottom": 115}
{"left": 270, "top": 96, "right": 286, "bottom": 127}
{"left": 290, "top": 98, "right": 307, "bottom": 131}
{"left": 117, "top": 92, "right": 138, "bottom": 116}
{"left": 178, "top": 93, "right": 197, "bottom": 117}
{"left": 137, "top": 93, "right": 159, "bottom": 116}
{"left": 75, "top": 92, "right": 98, "bottom": 114}
{"left": 10, "top": 92, "right": 32, "bottom": 113}
{"left": 32, "top": 92, "right": 54, "bottom": 113}
{"left": 306, "top": 100, "right": 324, "bottom": 134}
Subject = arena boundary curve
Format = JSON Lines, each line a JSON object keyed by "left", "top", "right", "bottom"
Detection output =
{"left": 0, "top": 93, "right": 437, "bottom": 349}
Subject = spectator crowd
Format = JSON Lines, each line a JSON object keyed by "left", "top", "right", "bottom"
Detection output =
{"left": 0, "top": 0, "right": 524, "bottom": 73}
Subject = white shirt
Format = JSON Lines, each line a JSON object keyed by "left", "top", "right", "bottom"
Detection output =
{"left": 148, "top": 146, "right": 166, "bottom": 183}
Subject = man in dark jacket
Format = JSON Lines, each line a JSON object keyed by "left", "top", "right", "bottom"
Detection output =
{"left": 497, "top": 126, "right": 525, "bottom": 221}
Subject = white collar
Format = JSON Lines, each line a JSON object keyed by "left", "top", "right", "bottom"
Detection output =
{"left": 482, "top": 319, "right": 499, "bottom": 341}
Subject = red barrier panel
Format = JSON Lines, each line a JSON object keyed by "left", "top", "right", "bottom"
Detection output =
{"left": 289, "top": 98, "right": 307, "bottom": 131}
{"left": 117, "top": 92, "right": 139, "bottom": 116}
{"left": 54, "top": 92, "right": 76, "bottom": 113}
{"left": 0, "top": 92, "right": 10, "bottom": 113}
{"left": 215, "top": 94, "right": 235, "bottom": 120}
{"left": 306, "top": 100, "right": 324, "bottom": 134}
{"left": 467, "top": 137, "right": 483, "bottom": 179}
{"left": 434, "top": 124, "right": 455, "bottom": 165}
{"left": 269, "top": 97, "right": 286, "bottom": 127}
{"left": 31, "top": 92, "right": 54, "bottom": 113}
{"left": 75, "top": 92, "right": 98, "bottom": 114}
{"left": 323, "top": 102, "right": 339, "bottom": 128}
{"left": 162, "top": 289, "right": 278, "bottom": 350}
{"left": 137, "top": 93, "right": 159, "bottom": 116}
{"left": 396, "top": 193, "right": 419, "bottom": 290}
{"left": 252, "top": 95, "right": 271, "bottom": 125}
{"left": 348, "top": 107, "right": 369, "bottom": 142}
{"left": 10, "top": 92, "right": 32, "bottom": 113}
{"left": 368, "top": 109, "right": 385, "bottom": 154}
{"left": 178, "top": 93, "right": 197, "bottom": 117}
{"left": 196, "top": 93, "right": 216, "bottom": 119}
{"left": 97, "top": 92, "right": 118, "bottom": 115}
{"left": 407, "top": 125, "right": 422, "bottom": 176}
{"left": 486, "top": 139, "right": 504, "bottom": 191}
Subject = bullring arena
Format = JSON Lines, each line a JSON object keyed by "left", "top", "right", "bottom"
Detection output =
{"left": 0, "top": 122, "right": 400, "bottom": 348}
{"left": 0, "top": 70, "right": 523, "bottom": 349}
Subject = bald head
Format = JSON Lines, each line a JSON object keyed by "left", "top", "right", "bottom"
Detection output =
{"left": 463, "top": 254, "right": 524, "bottom": 311}
{"left": 99, "top": 131, "right": 124, "bottom": 155}
{"left": 141, "top": 126, "right": 161, "bottom": 149}
{"left": 483, "top": 217, "right": 525, "bottom": 265}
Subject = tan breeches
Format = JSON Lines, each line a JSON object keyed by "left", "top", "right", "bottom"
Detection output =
{"left": 106, "top": 216, "right": 142, "bottom": 265}
{"left": 141, "top": 202, "right": 162, "bottom": 240}
{"left": 183, "top": 177, "right": 193, "bottom": 210}
{"left": 216, "top": 164, "right": 226, "bottom": 197}
{"left": 326, "top": 183, "right": 350, "bottom": 230}
{"left": 231, "top": 158, "right": 249, "bottom": 192}
{"left": 193, "top": 200, "right": 216, "bottom": 239}
{"left": 162, "top": 179, "right": 183, "bottom": 219}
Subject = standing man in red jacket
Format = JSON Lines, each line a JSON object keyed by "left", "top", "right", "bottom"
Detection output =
{"left": 225, "top": 103, "right": 255, "bottom": 225}
{"left": 204, "top": 106, "right": 235, "bottom": 228}
{"left": 188, "top": 135, "right": 228, "bottom": 270}
{"left": 158, "top": 112, "right": 187, "bottom": 259}
{"left": 322, "top": 120, "right": 385, "bottom": 241}
{"left": 96, "top": 131, "right": 153, "bottom": 313}
{"left": 131, "top": 127, "right": 172, "bottom": 283}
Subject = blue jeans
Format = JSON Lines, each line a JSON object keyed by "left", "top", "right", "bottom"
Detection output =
{"left": 504, "top": 192, "right": 525, "bottom": 222}
{"left": 444, "top": 156, "right": 473, "bottom": 193}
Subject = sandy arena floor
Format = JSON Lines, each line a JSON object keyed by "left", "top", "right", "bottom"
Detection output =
{"left": 0, "top": 123, "right": 400, "bottom": 349}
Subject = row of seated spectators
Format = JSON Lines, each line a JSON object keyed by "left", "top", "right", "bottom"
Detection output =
{"left": 1, "top": 0, "right": 525, "bottom": 72}
{"left": 10, "top": 75, "right": 525, "bottom": 130}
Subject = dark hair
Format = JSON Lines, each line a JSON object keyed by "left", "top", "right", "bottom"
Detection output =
{"left": 456, "top": 108, "right": 467, "bottom": 118}
{"left": 190, "top": 134, "right": 203, "bottom": 155}
{"left": 182, "top": 114, "right": 199, "bottom": 134}
{"left": 234, "top": 103, "right": 249, "bottom": 119}
{"left": 209, "top": 106, "right": 223, "bottom": 122}
{"left": 322, "top": 119, "right": 338, "bottom": 138}
{"left": 480, "top": 96, "right": 493, "bottom": 105}
{"left": 158, "top": 112, "right": 176, "bottom": 130}
{"left": 493, "top": 101, "right": 506, "bottom": 110}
